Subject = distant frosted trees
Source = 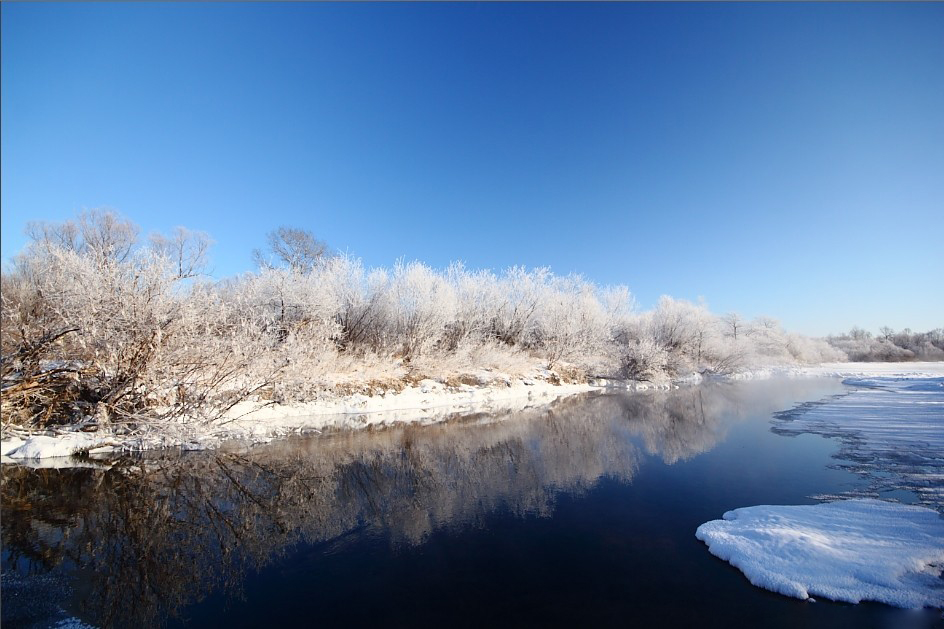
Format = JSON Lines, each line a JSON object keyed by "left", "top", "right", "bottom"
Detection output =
{"left": 827, "top": 327, "right": 944, "bottom": 361}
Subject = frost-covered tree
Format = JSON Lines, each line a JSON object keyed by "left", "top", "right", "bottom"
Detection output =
{"left": 149, "top": 227, "right": 211, "bottom": 280}
{"left": 3, "top": 208, "right": 872, "bottom": 433}
{"left": 721, "top": 312, "right": 744, "bottom": 341}
{"left": 252, "top": 226, "right": 330, "bottom": 273}
{"left": 489, "top": 266, "right": 549, "bottom": 347}
{"left": 533, "top": 277, "right": 598, "bottom": 367}
{"left": 26, "top": 209, "right": 139, "bottom": 269}
{"left": 2, "top": 217, "right": 276, "bottom": 428}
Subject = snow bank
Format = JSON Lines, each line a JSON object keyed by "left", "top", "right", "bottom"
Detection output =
{"left": 1, "top": 437, "right": 26, "bottom": 456}
{"left": 717, "top": 361, "right": 944, "bottom": 382}
{"left": 773, "top": 376, "right": 944, "bottom": 510}
{"left": 696, "top": 499, "right": 944, "bottom": 608}
{"left": 2, "top": 433, "right": 120, "bottom": 462}
{"left": 222, "top": 378, "right": 595, "bottom": 424}
{"left": 1, "top": 378, "right": 598, "bottom": 462}
{"left": 214, "top": 378, "right": 597, "bottom": 441}
{"left": 3, "top": 362, "right": 940, "bottom": 464}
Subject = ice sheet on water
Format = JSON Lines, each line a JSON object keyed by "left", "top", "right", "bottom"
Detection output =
{"left": 773, "top": 376, "right": 944, "bottom": 510}
{"left": 696, "top": 499, "right": 944, "bottom": 609}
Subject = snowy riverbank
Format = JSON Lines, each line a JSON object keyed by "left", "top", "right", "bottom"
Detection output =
{"left": 4, "top": 361, "right": 943, "bottom": 464}
{"left": 2, "top": 374, "right": 601, "bottom": 463}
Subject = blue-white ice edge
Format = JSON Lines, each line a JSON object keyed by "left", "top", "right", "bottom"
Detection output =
{"left": 696, "top": 375, "right": 944, "bottom": 609}
{"left": 696, "top": 499, "right": 944, "bottom": 609}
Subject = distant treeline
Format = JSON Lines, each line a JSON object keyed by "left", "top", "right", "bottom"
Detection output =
{"left": 1, "top": 210, "right": 843, "bottom": 430}
{"left": 827, "top": 327, "right": 944, "bottom": 362}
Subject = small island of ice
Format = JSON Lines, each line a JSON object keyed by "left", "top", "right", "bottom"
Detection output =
{"left": 695, "top": 499, "right": 944, "bottom": 609}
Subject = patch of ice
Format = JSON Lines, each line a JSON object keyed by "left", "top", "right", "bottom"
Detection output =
{"left": 53, "top": 618, "right": 97, "bottom": 629}
{"left": 773, "top": 376, "right": 944, "bottom": 510}
{"left": 696, "top": 499, "right": 944, "bottom": 609}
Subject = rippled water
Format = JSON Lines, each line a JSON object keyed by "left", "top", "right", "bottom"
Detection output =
{"left": 3, "top": 378, "right": 941, "bottom": 628}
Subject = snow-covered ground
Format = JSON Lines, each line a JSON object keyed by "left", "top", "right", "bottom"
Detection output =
{"left": 722, "top": 361, "right": 944, "bottom": 381}
{"left": 696, "top": 499, "right": 944, "bottom": 609}
{"left": 785, "top": 361, "right": 944, "bottom": 379}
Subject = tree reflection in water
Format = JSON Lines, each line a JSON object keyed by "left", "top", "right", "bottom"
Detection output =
{"left": 2, "top": 384, "right": 754, "bottom": 628}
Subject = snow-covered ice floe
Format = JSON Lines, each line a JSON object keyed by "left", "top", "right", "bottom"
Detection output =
{"left": 696, "top": 499, "right": 944, "bottom": 609}
{"left": 773, "top": 376, "right": 944, "bottom": 510}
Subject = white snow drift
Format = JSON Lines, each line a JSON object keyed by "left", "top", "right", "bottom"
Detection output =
{"left": 696, "top": 499, "right": 944, "bottom": 608}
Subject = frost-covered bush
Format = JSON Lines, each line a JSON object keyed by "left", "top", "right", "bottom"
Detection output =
{"left": 441, "top": 263, "right": 504, "bottom": 351}
{"left": 614, "top": 337, "right": 671, "bottom": 381}
{"left": 317, "top": 254, "right": 389, "bottom": 351}
{"left": 635, "top": 297, "right": 743, "bottom": 376}
{"left": 1, "top": 212, "right": 277, "bottom": 428}
{"left": 383, "top": 260, "right": 458, "bottom": 359}
{"left": 531, "top": 275, "right": 611, "bottom": 369}
{"left": 782, "top": 333, "right": 846, "bottom": 363}
{"left": 487, "top": 266, "right": 548, "bottom": 347}
{"left": 4, "top": 209, "right": 890, "bottom": 432}
{"left": 610, "top": 301, "right": 843, "bottom": 379}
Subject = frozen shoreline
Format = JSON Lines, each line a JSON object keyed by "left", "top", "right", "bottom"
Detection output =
{"left": 697, "top": 368, "right": 944, "bottom": 609}
{"left": 3, "top": 361, "right": 943, "bottom": 464}
{"left": 2, "top": 375, "right": 601, "bottom": 463}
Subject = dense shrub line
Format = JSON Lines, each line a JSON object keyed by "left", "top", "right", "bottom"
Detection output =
{"left": 1, "top": 210, "right": 842, "bottom": 430}
{"left": 826, "top": 327, "right": 944, "bottom": 362}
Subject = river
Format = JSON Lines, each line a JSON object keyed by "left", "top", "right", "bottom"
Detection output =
{"left": 2, "top": 377, "right": 940, "bottom": 628}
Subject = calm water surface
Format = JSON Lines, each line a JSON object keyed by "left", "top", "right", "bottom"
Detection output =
{"left": 2, "top": 378, "right": 942, "bottom": 628}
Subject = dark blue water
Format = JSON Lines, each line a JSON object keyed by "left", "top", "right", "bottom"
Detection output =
{"left": 2, "top": 378, "right": 942, "bottom": 628}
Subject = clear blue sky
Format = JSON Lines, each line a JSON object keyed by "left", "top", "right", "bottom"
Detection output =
{"left": 2, "top": 3, "right": 942, "bottom": 337}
